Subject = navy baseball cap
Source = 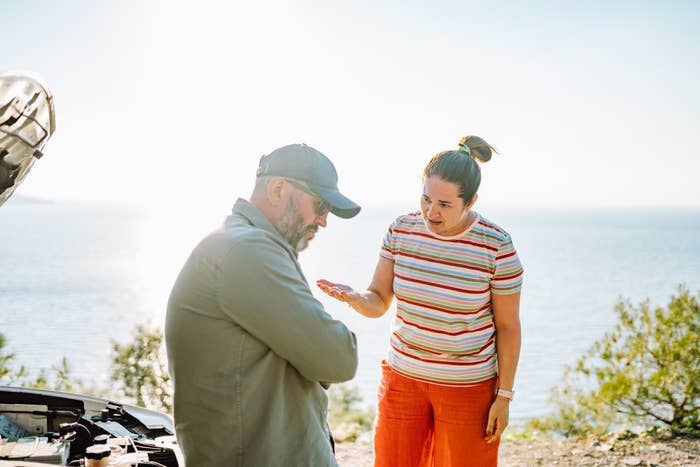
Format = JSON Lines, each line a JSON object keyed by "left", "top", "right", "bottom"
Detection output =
{"left": 256, "top": 143, "right": 361, "bottom": 219}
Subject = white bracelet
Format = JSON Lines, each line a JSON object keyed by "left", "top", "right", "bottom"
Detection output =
{"left": 496, "top": 388, "right": 515, "bottom": 400}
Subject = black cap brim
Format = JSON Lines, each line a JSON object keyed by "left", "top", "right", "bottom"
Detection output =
{"left": 311, "top": 185, "right": 361, "bottom": 219}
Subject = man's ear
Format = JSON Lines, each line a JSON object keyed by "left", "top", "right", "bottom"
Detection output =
{"left": 266, "top": 177, "right": 287, "bottom": 207}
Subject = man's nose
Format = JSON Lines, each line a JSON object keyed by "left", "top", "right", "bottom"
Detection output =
{"left": 316, "top": 211, "right": 328, "bottom": 228}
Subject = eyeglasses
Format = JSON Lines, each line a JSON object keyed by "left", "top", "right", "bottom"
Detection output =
{"left": 285, "top": 178, "right": 331, "bottom": 216}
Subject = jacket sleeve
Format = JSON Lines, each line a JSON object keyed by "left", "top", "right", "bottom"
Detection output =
{"left": 217, "top": 234, "right": 358, "bottom": 383}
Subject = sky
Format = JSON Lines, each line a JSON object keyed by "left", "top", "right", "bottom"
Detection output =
{"left": 4, "top": 0, "right": 700, "bottom": 214}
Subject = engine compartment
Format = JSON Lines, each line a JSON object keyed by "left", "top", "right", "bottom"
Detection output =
{"left": 0, "top": 388, "right": 181, "bottom": 466}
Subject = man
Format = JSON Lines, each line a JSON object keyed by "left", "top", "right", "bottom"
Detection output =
{"left": 165, "top": 143, "right": 361, "bottom": 466}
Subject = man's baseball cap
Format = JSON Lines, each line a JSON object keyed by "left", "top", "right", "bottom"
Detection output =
{"left": 256, "top": 143, "right": 361, "bottom": 219}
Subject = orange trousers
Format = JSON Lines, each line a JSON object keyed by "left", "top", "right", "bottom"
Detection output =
{"left": 373, "top": 361, "right": 499, "bottom": 467}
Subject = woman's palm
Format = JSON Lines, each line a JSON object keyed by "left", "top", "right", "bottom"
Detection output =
{"left": 316, "top": 279, "right": 361, "bottom": 304}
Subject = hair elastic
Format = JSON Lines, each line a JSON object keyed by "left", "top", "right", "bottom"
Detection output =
{"left": 458, "top": 142, "right": 472, "bottom": 158}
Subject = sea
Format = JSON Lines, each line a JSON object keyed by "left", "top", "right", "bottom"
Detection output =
{"left": 1, "top": 199, "right": 698, "bottom": 423}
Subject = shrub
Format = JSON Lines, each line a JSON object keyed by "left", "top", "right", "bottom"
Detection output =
{"left": 0, "top": 333, "right": 28, "bottom": 386}
{"left": 529, "top": 285, "right": 700, "bottom": 437}
{"left": 328, "top": 383, "right": 375, "bottom": 442}
{"left": 110, "top": 324, "right": 172, "bottom": 413}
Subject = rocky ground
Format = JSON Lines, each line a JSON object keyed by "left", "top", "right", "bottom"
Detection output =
{"left": 335, "top": 433, "right": 700, "bottom": 466}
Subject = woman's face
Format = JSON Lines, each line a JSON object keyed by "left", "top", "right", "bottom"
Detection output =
{"left": 421, "top": 176, "right": 474, "bottom": 236}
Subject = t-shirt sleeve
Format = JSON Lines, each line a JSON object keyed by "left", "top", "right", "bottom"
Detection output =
{"left": 379, "top": 218, "right": 399, "bottom": 262}
{"left": 490, "top": 234, "right": 524, "bottom": 295}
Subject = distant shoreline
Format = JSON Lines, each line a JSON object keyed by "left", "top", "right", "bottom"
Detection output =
{"left": 4, "top": 196, "right": 700, "bottom": 211}
{"left": 4, "top": 194, "right": 53, "bottom": 205}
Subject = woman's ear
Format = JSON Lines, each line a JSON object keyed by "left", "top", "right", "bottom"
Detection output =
{"left": 467, "top": 193, "right": 478, "bottom": 209}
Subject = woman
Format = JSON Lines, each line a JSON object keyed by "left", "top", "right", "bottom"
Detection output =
{"left": 317, "top": 136, "right": 523, "bottom": 467}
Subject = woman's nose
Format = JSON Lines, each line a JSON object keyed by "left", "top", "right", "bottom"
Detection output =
{"left": 427, "top": 203, "right": 438, "bottom": 218}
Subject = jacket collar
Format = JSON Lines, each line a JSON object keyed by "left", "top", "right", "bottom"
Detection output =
{"left": 227, "top": 198, "right": 298, "bottom": 258}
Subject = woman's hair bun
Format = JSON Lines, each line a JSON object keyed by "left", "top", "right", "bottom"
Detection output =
{"left": 458, "top": 135, "right": 496, "bottom": 163}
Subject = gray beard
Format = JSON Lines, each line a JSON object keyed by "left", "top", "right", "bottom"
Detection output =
{"left": 276, "top": 197, "right": 314, "bottom": 252}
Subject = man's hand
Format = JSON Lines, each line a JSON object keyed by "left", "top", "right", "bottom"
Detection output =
{"left": 485, "top": 397, "right": 510, "bottom": 443}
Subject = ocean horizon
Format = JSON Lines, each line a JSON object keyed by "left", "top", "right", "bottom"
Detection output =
{"left": 1, "top": 200, "right": 699, "bottom": 422}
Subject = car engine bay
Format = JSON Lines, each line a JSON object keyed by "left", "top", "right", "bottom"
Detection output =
{"left": 0, "top": 388, "right": 182, "bottom": 466}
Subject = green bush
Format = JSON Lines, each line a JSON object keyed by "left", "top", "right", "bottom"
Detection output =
{"left": 529, "top": 285, "right": 700, "bottom": 437}
{"left": 110, "top": 324, "right": 172, "bottom": 413}
{"left": 0, "top": 333, "right": 27, "bottom": 386}
{"left": 30, "top": 357, "right": 83, "bottom": 393}
{"left": 328, "top": 383, "right": 375, "bottom": 442}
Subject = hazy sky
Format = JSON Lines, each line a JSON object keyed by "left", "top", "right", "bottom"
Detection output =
{"left": 5, "top": 0, "right": 699, "bottom": 212}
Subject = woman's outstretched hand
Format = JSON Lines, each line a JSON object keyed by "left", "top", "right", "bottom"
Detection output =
{"left": 316, "top": 279, "right": 363, "bottom": 306}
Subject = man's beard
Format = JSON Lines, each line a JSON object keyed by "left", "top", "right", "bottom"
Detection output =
{"left": 275, "top": 196, "right": 318, "bottom": 252}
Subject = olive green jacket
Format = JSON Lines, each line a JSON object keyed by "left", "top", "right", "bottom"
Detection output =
{"left": 165, "top": 198, "right": 358, "bottom": 467}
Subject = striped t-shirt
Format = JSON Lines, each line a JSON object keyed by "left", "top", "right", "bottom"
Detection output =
{"left": 380, "top": 211, "right": 524, "bottom": 385}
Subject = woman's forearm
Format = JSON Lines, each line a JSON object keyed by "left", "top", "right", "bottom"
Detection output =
{"left": 495, "top": 325, "right": 521, "bottom": 390}
{"left": 350, "top": 289, "right": 391, "bottom": 318}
